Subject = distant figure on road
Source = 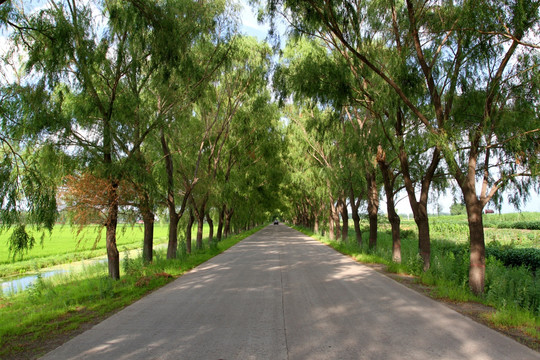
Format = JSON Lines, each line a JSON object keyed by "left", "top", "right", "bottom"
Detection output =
{"left": 274, "top": 219, "right": 279, "bottom": 225}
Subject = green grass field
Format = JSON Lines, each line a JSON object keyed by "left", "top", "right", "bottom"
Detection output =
{"left": 0, "top": 224, "right": 168, "bottom": 263}
{"left": 0, "top": 224, "right": 214, "bottom": 277}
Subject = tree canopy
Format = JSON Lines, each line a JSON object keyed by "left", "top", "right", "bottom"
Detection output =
{"left": 1, "top": 0, "right": 538, "bottom": 296}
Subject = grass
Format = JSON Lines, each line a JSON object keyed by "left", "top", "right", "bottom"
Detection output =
{"left": 0, "top": 224, "right": 169, "bottom": 262}
{"left": 0, "top": 226, "right": 262, "bottom": 359}
{"left": 293, "top": 216, "right": 540, "bottom": 343}
{"left": 0, "top": 224, "right": 217, "bottom": 277}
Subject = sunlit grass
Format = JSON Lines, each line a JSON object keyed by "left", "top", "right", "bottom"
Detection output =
{"left": 0, "top": 224, "right": 217, "bottom": 276}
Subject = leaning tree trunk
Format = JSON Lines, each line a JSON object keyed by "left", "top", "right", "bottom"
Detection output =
{"left": 366, "top": 171, "right": 379, "bottom": 249}
{"left": 105, "top": 180, "right": 120, "bottom": 279}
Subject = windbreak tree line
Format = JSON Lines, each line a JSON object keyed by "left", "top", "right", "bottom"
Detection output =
{"left": 0, "top": 0, "right": 286, "bottom": 279}
{"left": 0, "top": 0, "right": 539, "bottom": 297}
{"left": 267, "top": 0, "right": 539, "bottom": 294}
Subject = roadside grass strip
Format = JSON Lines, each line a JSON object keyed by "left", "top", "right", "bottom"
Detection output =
{"left": 0, "top": 226, "right": 263, "bottom": 359}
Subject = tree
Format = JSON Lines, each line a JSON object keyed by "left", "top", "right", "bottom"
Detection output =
{"left": 10, "top": 0, "right": 215, "bottom": 278}
{"left": 265, "top": 0, "right": 540, "bottom": 294}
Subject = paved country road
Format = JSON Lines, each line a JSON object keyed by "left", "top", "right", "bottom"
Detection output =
{"left": 41, "top": 225, "right": 539, "bottom": 360}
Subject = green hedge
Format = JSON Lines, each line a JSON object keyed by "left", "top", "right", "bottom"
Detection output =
{"left": 483, "top": 220, "right": 540, "bottom": 230}
{"left": 436, "top": 241, "right": 540, "bottom": 272}
{"left": 486, "top": 246, "right": 540, "bottom": 272}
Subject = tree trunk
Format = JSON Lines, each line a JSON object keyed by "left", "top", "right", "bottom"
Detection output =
{"left": 351, "top": 209, "right": 362, "bottom": 246}
{"left": 398, "top": 139, "right": 439, "bottom": 271}
{"left": 333, "top": 201, "right": 341, "bottom": 240}
{"left": 161, "top": 129, "right": 180, "bottom": 259}
{"left": 339, "top": 197, "right": 348, "bottom": 241}
{"left": 461, "top": 185, "right": 486, "bottom": 295}
{"left": 328, "top": 203, "right": 336, "bottom": 241}
{"left": 224, "top": 209, "right": 233, "bottom": 238}
{"left": 207, "top": 213, "right": 214, "bottom": 244}
{"left": 196, "top": 217, "right": 204, "bottom": 249}
{"left": 349, "top": 187, "right": 362, "bottom": 246}
{"left": 217, "top": 205, "right": 225, "bottom": 241}
{"left": 467, "top": 205, "right": 485, "bottom": 295}
{"left": 389, "top": 213, "right": 401, "bottom": 263}
{"left": 141, "top": 199, "right": 154, "bottom": 263}
{"left": 366, "top": 171, "right": 379, "bottom": 249}
{"left": 377, "top": 147, "right": 401, "bottom": 263}
{"left": 186, "top": 210, "right": 194, "bottom": 254}
{"left": 167, "top": 212, "right": 179, "bottom": 259}
{"left": 195, "top": 200, "right": 207, "bottom": 250}
{"left": 416, "top": 208, "right": 431, "bottom": 270}
{"left": 105, "top": 180, "right": 120, "bottom": 279}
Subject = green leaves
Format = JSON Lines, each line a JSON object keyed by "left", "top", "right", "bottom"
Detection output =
{"left": 7, "top": 225, "right": 36, "bottom": 261}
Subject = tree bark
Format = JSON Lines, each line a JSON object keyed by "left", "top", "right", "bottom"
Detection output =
{"left": 224, "top": 208, "right": 233, "bottom": 238}
{"left": 141, "top": 195, "right": 154, "bottom": 263}
{"left": 466, "top": 199, "right": 485, "bottom": 295}
{"left": 105, "top": 180, "right": 120, "bottom": 279}
{"left": 397, "top": 116, "right": 440, "bottom": 270}
{"left": 338, "top": 197, "right": 348, "bottom": 241}
{"left": 377, "top": 146, "right": 401, "bottom": 263}
{"left": 349, "top": 186, "right": 362, "bottom": 246}
{"left": 186, "top": 210, "right": 194, "bottom": 254}
{"left": 194, "top": 198, "right": 207, "bottom": 250}
{"left": 328, "top": 203, "right": 336, "bottom": 241}
{"left": 161, "top": 129, "right": 179, "bottom": 259}
{"left": 217, "top": 204, "right": 225, "bottom": 241}
{"left": 207, "top": 212, "right": 214, "bottom": 244}
{"left": 366, "top": 171, "right": 379, "bottom": 249}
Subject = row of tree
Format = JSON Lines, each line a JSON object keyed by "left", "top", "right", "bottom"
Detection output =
{"left": 268, "top": 0, "right": 539, "bottom": 294}
{"left": 1, "top": 0, "right": 539, "bottom": 296}
{"left": 1, "top": 0, "right": 286, "bottom": 278}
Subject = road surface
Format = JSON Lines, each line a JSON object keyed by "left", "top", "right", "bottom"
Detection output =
{"left": 41, "top": 225, "right": 539, "bottom": 360}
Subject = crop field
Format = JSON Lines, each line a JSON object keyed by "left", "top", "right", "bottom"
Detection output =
{"left": 0, "top": 224, "right": 175, "bottom": 277}
{"left": 391, "top": 212, "right": 540, "bottom": 248}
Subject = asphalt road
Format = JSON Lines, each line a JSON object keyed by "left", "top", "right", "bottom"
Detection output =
{"left": 41, "top": 224, "right": 539, "bottom": 360}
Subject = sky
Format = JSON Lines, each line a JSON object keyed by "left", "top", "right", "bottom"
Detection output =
{"left": 237, "top": 2, "right": 540, "bottom": 215}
